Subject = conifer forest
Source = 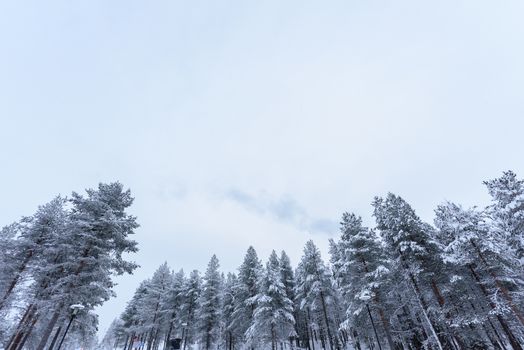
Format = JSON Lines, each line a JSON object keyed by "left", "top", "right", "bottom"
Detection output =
{"left": 2, "top": 171, "right": 524, "bottom": 350}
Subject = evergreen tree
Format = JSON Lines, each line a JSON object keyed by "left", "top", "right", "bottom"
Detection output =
{"left": 163, "top": 269, "right": 187, "bottom": 347}
{"left": 246, "top": 251, "right": 295, "bottom": 350}
{"left": 435, "top": 201, "right": 524, "bottom": 349}
{"left": 197, "top": 255, "right": 222, "bottom": 350}
{"left": 33, "top": 182, "right": 139, "bottom": 350}
{"left": 231, "top": 246, "right": 263, "bottom": 343}
{"left": 180, "top": 270, "right": 202, "bottom": 349}
{"left": 373, "top": 193, "right": 463, "bottom": 350}
{"left": 139, "top": 263, "right": 173, "bottom": 350}
{"left": 331, "top": 212, "right": 395, "bottom": 349}
{"left": 222, "top": 273, "right": 238, "bottom": 350}
{"left": 295, "top": 241, "right": 337, "bottom": 350}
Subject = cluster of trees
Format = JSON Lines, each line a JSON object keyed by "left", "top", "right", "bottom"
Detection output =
{"left": 103, "top": 171, "right": 524, "bottom": 350}
{"left": 0, "top": 182, "right": 139, "bottom": 350}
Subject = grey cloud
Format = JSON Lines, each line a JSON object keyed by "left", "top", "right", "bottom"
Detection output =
{"left": 225, "top": 188, "right": 337, "bottom": 235}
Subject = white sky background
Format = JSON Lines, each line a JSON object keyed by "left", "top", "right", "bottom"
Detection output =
{"left": 1, "top": 0, "right": 524, "bottom": 339}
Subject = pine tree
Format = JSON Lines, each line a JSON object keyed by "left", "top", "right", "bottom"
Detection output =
{"left": 331, "top": 212, "right": 395, "bottom": 349}
{"left": 435, "top": 201, "right": 523, "bottom": 349}
{"left": 163, "top": 269, "right": 187, "bottom": 348}
{"left": 231, "top": 246, "right": 263, "bottom": 343}
{"left": 483, "top": 171, "right": 524, "bottom": 328}
{"left": 246, "top": 251, "right": 295, "bottom": 350}
{"left": 222, "top": 273, "right": 238, "bottom": 350}
{"left": 139, "top": 263, "right": 173, "bottom": 350}
{"left": 179, "top": 269, "right": 202, "bottom": 349}
{"left": 33, "top": 182, "right": 139, "bottom": 350}
{"left": 0, "top": 197, "right": 67, "bottom": 312}
{"left": 295, "top": 241, "right": 337, "bottom": 350}
{"left": 373, "top": 193, "right": 463, "bottom": 350}
{"left": 197, "top": 255, "right": 222, "bottom": 350}
{"left": 484, "top": 171, "right": 524, "bottom": 260}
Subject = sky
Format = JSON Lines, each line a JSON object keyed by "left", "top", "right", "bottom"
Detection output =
{"left": 1, "top": 0, "right": 524, "bottom": 340}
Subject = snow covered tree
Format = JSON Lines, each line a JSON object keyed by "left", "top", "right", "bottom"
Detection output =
{"left": 331, "top": 212, "right": 395, "bottom": 349}
{"left": 230, "top": 246, "right": 263, "bottom": 343}
{"left": 435, "top": 201, "right": 524, "bottom": 349}
{"left": 180, "top": 269, "right": 202, "bottom": 349}
{"left": 484, "top": 170, "right": 524, "bottom": 261}
{"left": 222, "top": 273, "right": 238, "bottom": 350}
{"left": 279, "top": 250, "right": 299, "bottom": 345}
{"left": 483, "top": 171, "right": 524, "bottom": 329}
{"left": 163, "top": 269, "right": 187, "bottom": 347}
{"left": 0, "top": 197, "right": 67, "bottom": 312}
{"left": 120, "top": 280, "right": 151, "bottom": 350}
{"left": 295, "top": 241, "right": 338, "bottom": 350}
{"left": 31, "top": 182, "right": 139, "bottom": 350}
{"left": 197, "top": 255, "right": 222, "bottom": 350}
{"left": 137, "top": 263, "right": 173, "bottom": 350}
{"left": 246, "top": 251, "right": 295, "bottom": 350}
{"left": 99, "top": 317, "right": 124, "bottom": 350}
{"left": 373, "top": 193, "right": 466, "bottom": 350}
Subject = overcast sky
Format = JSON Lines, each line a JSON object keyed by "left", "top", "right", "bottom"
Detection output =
{"left": 1, "top": 0, "right": 524, "bottom": 339}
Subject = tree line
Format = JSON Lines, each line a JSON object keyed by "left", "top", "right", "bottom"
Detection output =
{"left": 101, "top": 171, "right": 524, "bottom": 350}
{"left": 0, "top": 182, "right": 139, "bottom": 350}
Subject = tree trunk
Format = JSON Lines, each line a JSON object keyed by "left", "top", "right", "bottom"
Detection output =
{"left": 468, "top": 264, "right": 522, "bottom": 350}
{"left": 36, "top": 308, "right": 62, "bottom": 350}
{"left": 5, "top": 304, "right": 33, "bottom": 350}
{"left": 366, "top": 304, "right": 383, "bottom": 350}
{"left": 319, "top": 291, "right": 334, "bottom": 350}
{"left": 407, "top": 273, "right": 444, "bottom": 350}
{"left": 306, "top": 309, "right": 315, "bottom": 350}
{"left": 0, "top": 250, "right": 34, "bottom": 311}
{"left": 471, "top": 239, "right": 524, "bottom": 328}
{"left": 48, "top": 325, "right": 63, "bottom": 350}
{"left": 15, "top": 315, "right": 38, "bottom": 350}
{"left": 7, "top": 305, "right": 38, "bottom": 350}
{"left": 430, "top": 279, "right": 467, "bottom": 349}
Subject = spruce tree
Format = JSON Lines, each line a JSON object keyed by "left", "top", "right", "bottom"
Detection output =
{"left": 197, "top": 255, "right": 222, "bottom": 350}
{"left": 331, "top": 212, "right": 395, "bottom": 349}
{"left": 246, "top": 251, "right": 295, "bottom": 350}
{"left": 231, "top": 246, "right": 263, "bottom": 343}
{"left": 295, "top": 241, "right": 337, "bottom": 350}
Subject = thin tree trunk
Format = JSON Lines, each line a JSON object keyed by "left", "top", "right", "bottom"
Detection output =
{"left": 0, "top": 250, "right": 34, "bottom": 311}
{"left": 430, "top": 279, "right": 466, "bottom": 349}
{"left": 471, "top": 239, "right": 524, "bottom": 328}
{"left": 407, "top": 273, "right": 444, "bottom": 350}
{"left": 272, "top": 324, "right": 276, "bottom": 350}
{"left": 7, "top": 305, "right": 38, "bottom": 350}
{"left": 360, "top": 258, "right": 396, "bottom": 350}
{"left": 36, "top": 308, "right": 61, "bottom": 350}
{"left": 366, "top": 304, "right": 383, "bottom": 350}
{"left": 48, "top": 325, "right": 63, "bottom": 350}
{"left": 5, "top": 304, "right": 33, "bottom": 350}
{"left": 15, "top": 315, "right": 38, "bottom": 350}
{"left": 468, "top": 264, "right": 522, "bottom": 350}
{"left": 319, "top": 291, "right": 334, "bottom": 350}
{"left": 307, "top": 309, "right": 315, "bottom": 350}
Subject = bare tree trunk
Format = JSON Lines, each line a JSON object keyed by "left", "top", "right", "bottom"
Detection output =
{"left": 7, "top": 304, "right": 38, "bottom": 350}
{"left": 0, "top": 250, "right": 34, "bottom": 311}
{"left": 15, "top": 315, "right": 38, "bottom": 350}
{"left": 430, "top": 279, "right": 466, "bottom": 349}
{"left": 36, "top": 307, "right": 62, "bottom": 350}
{"left": 366, "top": 304, "right": 383, "bottom": 350}
{"left": 471, "top": 239, "right": 524, "bottom": 328}
{"left": 306, "top": 309, "right": 315, "bottom": 350}
{"left": 319, "top": 291, "right": 334, "bottom": 350}
{"left": 48, "top": 325, "right": 63, "bottom": 350}
{"left": 5, "top": 304, "right": 33, "bottom": 349}
{"left": 407, "top": 273, "right": 444, "bottom": 350}
{"left": 469, "top": 264, "right": 522, "bottom": 350}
